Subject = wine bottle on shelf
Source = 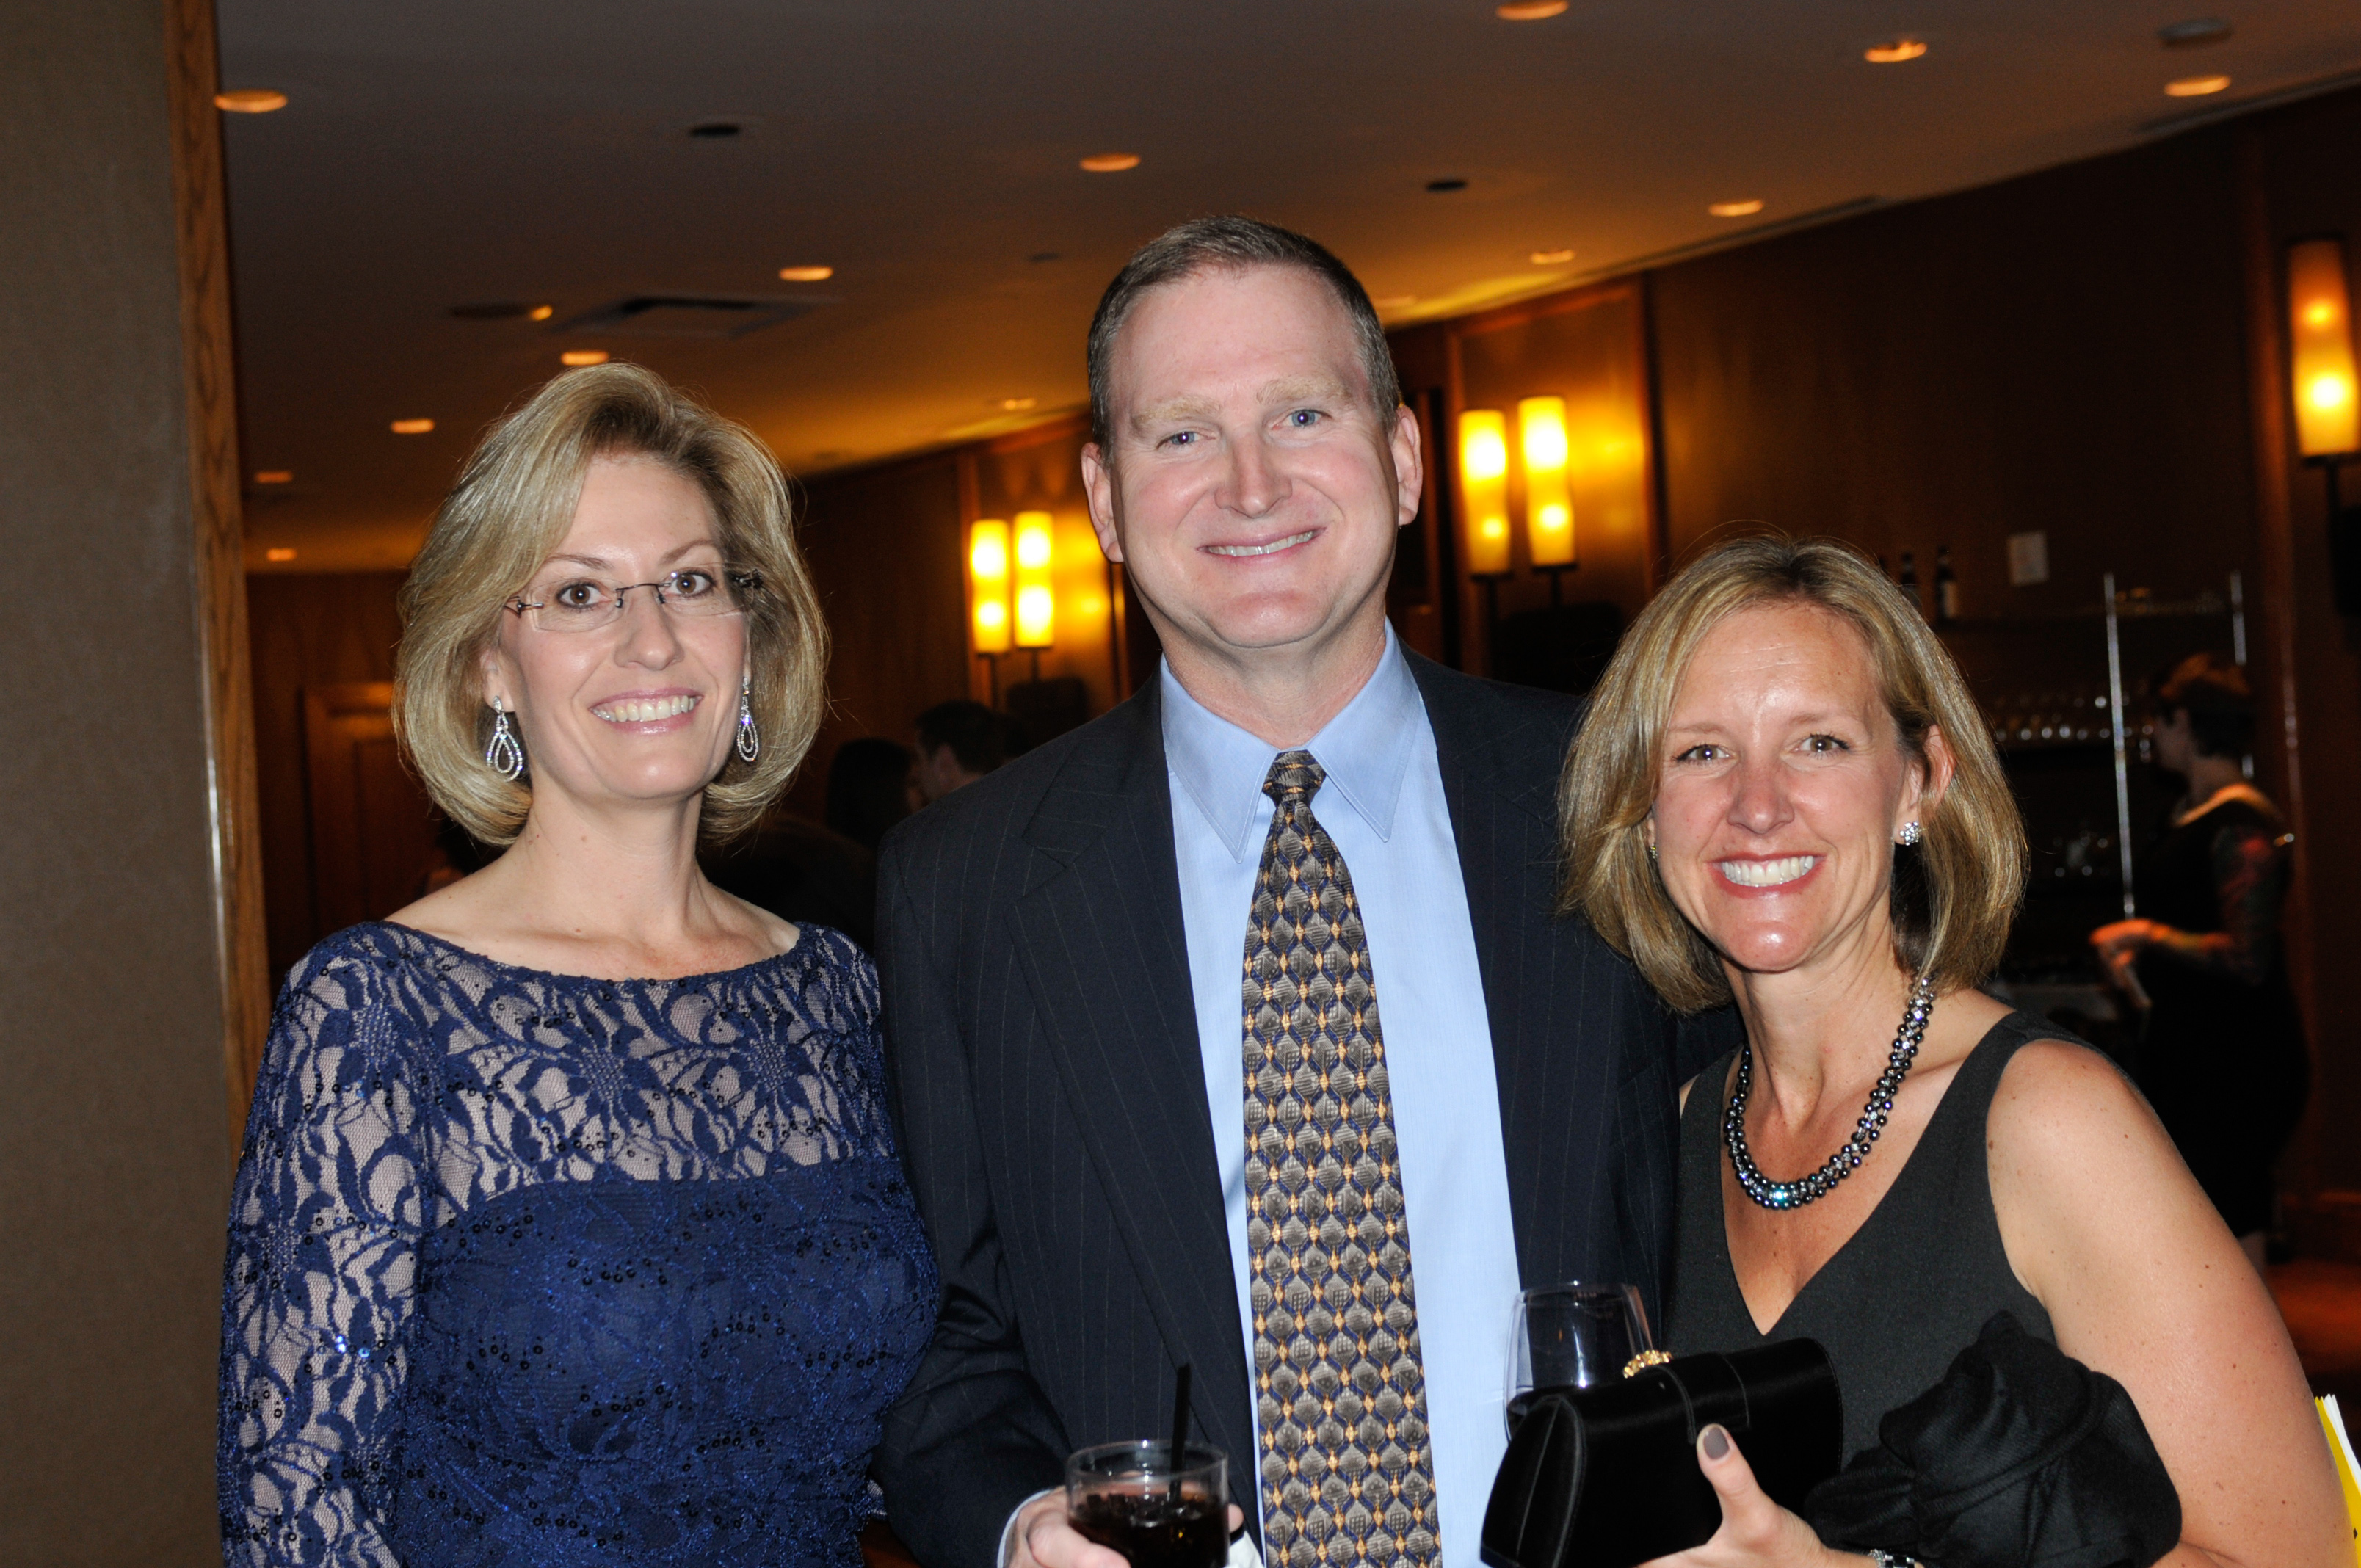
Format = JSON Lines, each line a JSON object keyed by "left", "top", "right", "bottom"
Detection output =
{"left": 1935, "top": 545, "right": 1959, "bottom": 623}
{"left": 1898, "top": 551, "right": 1921, "bottom": 612}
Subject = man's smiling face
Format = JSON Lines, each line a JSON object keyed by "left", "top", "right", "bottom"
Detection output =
{"left": 1081, "top": 264, "right": 1420, "bottom": 671}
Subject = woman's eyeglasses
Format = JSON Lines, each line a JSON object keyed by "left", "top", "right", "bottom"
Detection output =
{"left": 506, "top": 568, "right": 761, "bottom": 634}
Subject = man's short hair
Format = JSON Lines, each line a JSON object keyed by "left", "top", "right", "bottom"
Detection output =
{"left": 915, "top": 699, "right": 1011, "bottom": 776}
{"left": 1085, "top": 215, "right": 1403, "bottom": 454}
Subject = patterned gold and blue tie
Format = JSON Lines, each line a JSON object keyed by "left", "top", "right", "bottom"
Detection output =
{"left": 1243, "top": 749, "right": 1440, "bottom": 1567}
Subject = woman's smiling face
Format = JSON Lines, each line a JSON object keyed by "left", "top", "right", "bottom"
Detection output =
{"left": 1648, "top": 599, "right": 1944, "bottom": 984}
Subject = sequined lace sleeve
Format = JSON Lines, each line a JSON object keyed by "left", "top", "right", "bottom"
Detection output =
{"left": 219, "top": 947, "right": 427, "bottom": 1567}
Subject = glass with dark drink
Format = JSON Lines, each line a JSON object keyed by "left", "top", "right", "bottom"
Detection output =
{"left": 1065, "top": 1440, "right": 1227, "bottom": 1568}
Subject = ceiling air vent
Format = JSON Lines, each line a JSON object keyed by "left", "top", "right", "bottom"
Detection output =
{"left": 558, "top": 294, "right": 828, "bottom": 340}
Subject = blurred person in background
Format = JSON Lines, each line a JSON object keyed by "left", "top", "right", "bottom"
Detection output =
{"left": 2092, "top": 653, "right": 2308, "bottom": 1270}
{"left": 827, "top": 735, "right": 918, "bottom": 849}
{"left": 913, "top": 697, "right": 1020, "bottom": 802}
{"left": 218, "top": 363, "right": 935, "bottom": 1567}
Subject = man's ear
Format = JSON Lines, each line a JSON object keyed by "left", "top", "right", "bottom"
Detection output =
{"left": 1081, "top": 442, "right": 1123, "bottom": 563}
{"left": 1389, "top": 403, "right": 1424, "bottom": 529}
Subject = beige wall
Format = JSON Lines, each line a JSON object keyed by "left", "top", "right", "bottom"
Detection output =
{"left": 0, "top": 1, "right": 250, "bottom": 1561}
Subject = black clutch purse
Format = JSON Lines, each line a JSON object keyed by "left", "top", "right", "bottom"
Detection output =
{"left": 1481, "top": 1339, "right": 1843, "bottom": 1568}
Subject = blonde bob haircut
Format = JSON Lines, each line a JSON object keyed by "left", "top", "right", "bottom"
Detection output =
{"left": 1559, "top": 534, "right": 2025, "bottom": 1013}
{"left": 394, "top": 362, "right": 827, "bottom": 846}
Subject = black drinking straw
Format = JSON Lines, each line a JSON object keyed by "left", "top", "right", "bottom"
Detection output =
{"left": 1167, "top": 1361, "right": 1194, "bottom": 1503}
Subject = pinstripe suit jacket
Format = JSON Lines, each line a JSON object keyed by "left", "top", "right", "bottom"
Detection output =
{"left": 870, "top": 653, "right": 1735, "bottom": 1566}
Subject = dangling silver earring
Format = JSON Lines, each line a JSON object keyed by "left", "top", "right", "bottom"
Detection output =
{"left": 1645, "top": 838, "right": 1659, "bottom": 863}
{"left": 734, "top": 672, "right": 761, "bottom": 763}
{"left": 1897, "top": 820, "right": 1923, "bottom": 847}
{"left": 485, "top": 697, "right": 526, "bottom": 781}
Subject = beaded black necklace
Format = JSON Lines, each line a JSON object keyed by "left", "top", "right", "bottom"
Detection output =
{"left": 1724, "top": 975, "right": 1936, "bottom": 1211}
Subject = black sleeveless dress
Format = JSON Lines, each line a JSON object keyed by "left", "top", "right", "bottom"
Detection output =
{"left": 1666, "top": 1012, "right": 2064, "bottom": 1462}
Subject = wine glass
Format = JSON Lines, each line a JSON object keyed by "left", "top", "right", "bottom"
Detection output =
{"left": 1505, "top": 1282, "right": 1658, "bottom": 1434}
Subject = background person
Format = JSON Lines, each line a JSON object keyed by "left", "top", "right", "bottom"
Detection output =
{"left": 1559, "top": 536, "right": 2342, "bottom": 1568}
{"left": 2091, "top": 653, "right": 2308, "bottom": 1270}
{"left": 217, "top": 363, "right": 937, "bottom": 1567}
{"left": 914, "top": 697, "right": 1020, "bottom": 802}
{"left": 871, "top": 216, "right": 1734, "bottom": 1568}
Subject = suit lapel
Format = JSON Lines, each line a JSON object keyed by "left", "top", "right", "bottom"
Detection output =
{"left": 1007, "top": 685, "right": 1255, "bottom": 1472}
{"left": 1409, "top": 655, "right": 1621, "bottom": 1291}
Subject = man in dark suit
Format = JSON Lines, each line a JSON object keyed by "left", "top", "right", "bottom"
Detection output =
{"left": 873, "top": 217, "right": 1730, "bottom": 1568}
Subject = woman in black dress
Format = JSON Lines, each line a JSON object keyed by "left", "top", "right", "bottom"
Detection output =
{"left": 1556, "top": 537, "right": 2341, "bottom": 1567}
{"left": 2092, "top": 654, "right": 2308, "bottom": 1268}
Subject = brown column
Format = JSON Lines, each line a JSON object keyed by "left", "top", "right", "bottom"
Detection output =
{"left": 0, "top": 0, "right": 266, "bottom": 1558}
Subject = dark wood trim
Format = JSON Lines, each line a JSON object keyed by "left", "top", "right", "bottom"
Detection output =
{"left": 1638, "top": 269, "right": 1674, "bottom": 592}
{"left": 985, "top": 408, "right": 1091, "bottom": 455}
{"left": 1446, "top": 276, "right": 1645, "bottom": 344}
{"left": 166, "top": 0, "right": 270, "bottom": 1150}
{"left": 2235, "top": 123, "right": 2319, "bottom": 1197}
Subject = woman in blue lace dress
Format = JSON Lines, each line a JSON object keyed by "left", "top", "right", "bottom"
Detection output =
{"left": 218, "top": 363, "right": 937, "bottom": 1568}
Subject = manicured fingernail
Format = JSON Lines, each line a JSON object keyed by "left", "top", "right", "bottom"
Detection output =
{"left": 1700, "top": 1424, "right": 1730, "bottom": 1459}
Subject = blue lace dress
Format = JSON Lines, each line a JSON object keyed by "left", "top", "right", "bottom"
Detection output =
{"left": 217, "top": 923, "right": 937, "bottom": 1568}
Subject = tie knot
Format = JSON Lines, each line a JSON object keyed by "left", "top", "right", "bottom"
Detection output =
{"left": 1262, "top": 749, "right": 1326, "bottom": 805}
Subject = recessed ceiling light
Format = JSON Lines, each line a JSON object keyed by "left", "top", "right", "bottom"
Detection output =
{"left": 215, "top": 89, "right": 287, "bottom": 113}
{"left": 1709, "top": 199, "right": 1766, "bottom": 217}
{"left": 253, "top": 470, "right": 293, "bottom": 485}
{"left": 687, "top": 120, "right": 742, "bottom": 139}
{"left": 264, "top": 548, "right": 297, "bottom": 562}
{"left": 1080, "top": 153, "right": 1142, "bottom": 173}
{"left": 1371, "top": 294, "right": 1418, "bottom": 310}
{"left": 999, "top": 397, "right": 1038, "bottom": 412}
{"left": 2159, "top": 18, "right": 2233, "bottom": 48}
{"left": 390, "top": 418, "right": 435, "bottom": 435}
{"left": 529, "top": 305, "right": 554, "bottom": 322}
{"left": 1495, "top": 1, "right": 1567, "bottom": 18}
{"left": 561, "top": 350, "right": 610, "bottom": 366}
{"left": 1029, "top": 251, "right": 1062, "bottom": 264}
{"left": 1425, "top": 177, "right": 1469, "bottom": 193}
{"left": 2165, "top": 73, "right": 2231, "bottom": 96}
{"left": 777, "top": 266, "right": 834, "bottom": 282}
{"left": 1863, "top": 39, "right": 1927, "bottom": 63}
{"left": 1529, "top": 247, "right": 1575, "bottom": 265}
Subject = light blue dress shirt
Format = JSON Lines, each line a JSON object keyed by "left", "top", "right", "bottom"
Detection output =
{"left": 1162, "top": 624, "right": 1520, "bottom": 1568}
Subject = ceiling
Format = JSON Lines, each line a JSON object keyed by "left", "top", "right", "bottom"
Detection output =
{"left": 217, "top": 0, "right": 2361, "bottom": 572}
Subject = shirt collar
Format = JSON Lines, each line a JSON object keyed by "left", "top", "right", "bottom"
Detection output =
{"left": 1160, "top": 623, "right": 1423, "bottom": 861}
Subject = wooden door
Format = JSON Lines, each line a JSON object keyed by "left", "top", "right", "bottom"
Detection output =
{"left": 301, "top": 682, "right": 440, "bottom": 936}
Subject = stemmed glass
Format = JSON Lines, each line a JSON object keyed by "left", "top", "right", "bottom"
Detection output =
{"left": 1505, "top": 1282, "right": 1658, "bottom": 1434}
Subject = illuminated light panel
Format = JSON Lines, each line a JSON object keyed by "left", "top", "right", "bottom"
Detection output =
{"left": 1863, "top": 39, "right": 1927, "bottom": 63}
{"left": 777, "top": 266, "right": 834, "bottom": 282}
{"left": 253, "top": 471, "right": 293, "bottom": 485}
{"left": 1079, "top": 153, "right": 1142, "bottom": 173}
{"left": 529, "top": 305, "right": 554, "bottom": 321}
{"left": 264, "top": 548, "right": 297, "bottom": 562}
{"left": 1013, "top": 512, "right": 1055, "bottom": 648}
{"left": 390, "top": 418, "right": 435, "bottom": 435}
{"left": 2289, "top": 237, "right": 2360, "bottom": 457}
{"left": 1530, "top": 248, "right": 1575, "bottom": 266}
{"left": 2165, "top": 74, "right": 2230, "bottom": 96}
{"left": 1518, "top": 397, "right": 1575, "bottom": 567}
{"left": 1459, "top": 410, "right": 1511, "bottom": 575}
{"left": 1495, "top": 0, "right": 1567, "bottom": 17}
{"left": 968, "top": 519, "right": 1011, "bottom": 653}
{"left": 1709, "top": 199, "right": 1766, "bottom": 218}
{"left": 560, "top": 350, "right": 610, "bottom": 366}
{"left": 215, "top": 89, "right": 287, "bottom": 113}
{"left": 1000, "top": 397, "right": 1037, "bottom": 412}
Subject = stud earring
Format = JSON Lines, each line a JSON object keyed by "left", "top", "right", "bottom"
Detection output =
{"left": 485, "top": 697, "right": 526, "bottom": 781}
{"left": 1896, "top": 820, "right": 1923, "bottom": 847}
{"left": 734, "top": 672, "right": 761, "bottom": 763}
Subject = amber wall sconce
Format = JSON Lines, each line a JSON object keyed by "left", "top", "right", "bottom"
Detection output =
{"left": 1011, "top": 510, "right": 1056, "bottom": 679}
{"left": 1518, "top": 396, "right": 1576, "bottom": 599}
{"left": 2288, "top": 237, "right": 2361, "bottom": 613}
